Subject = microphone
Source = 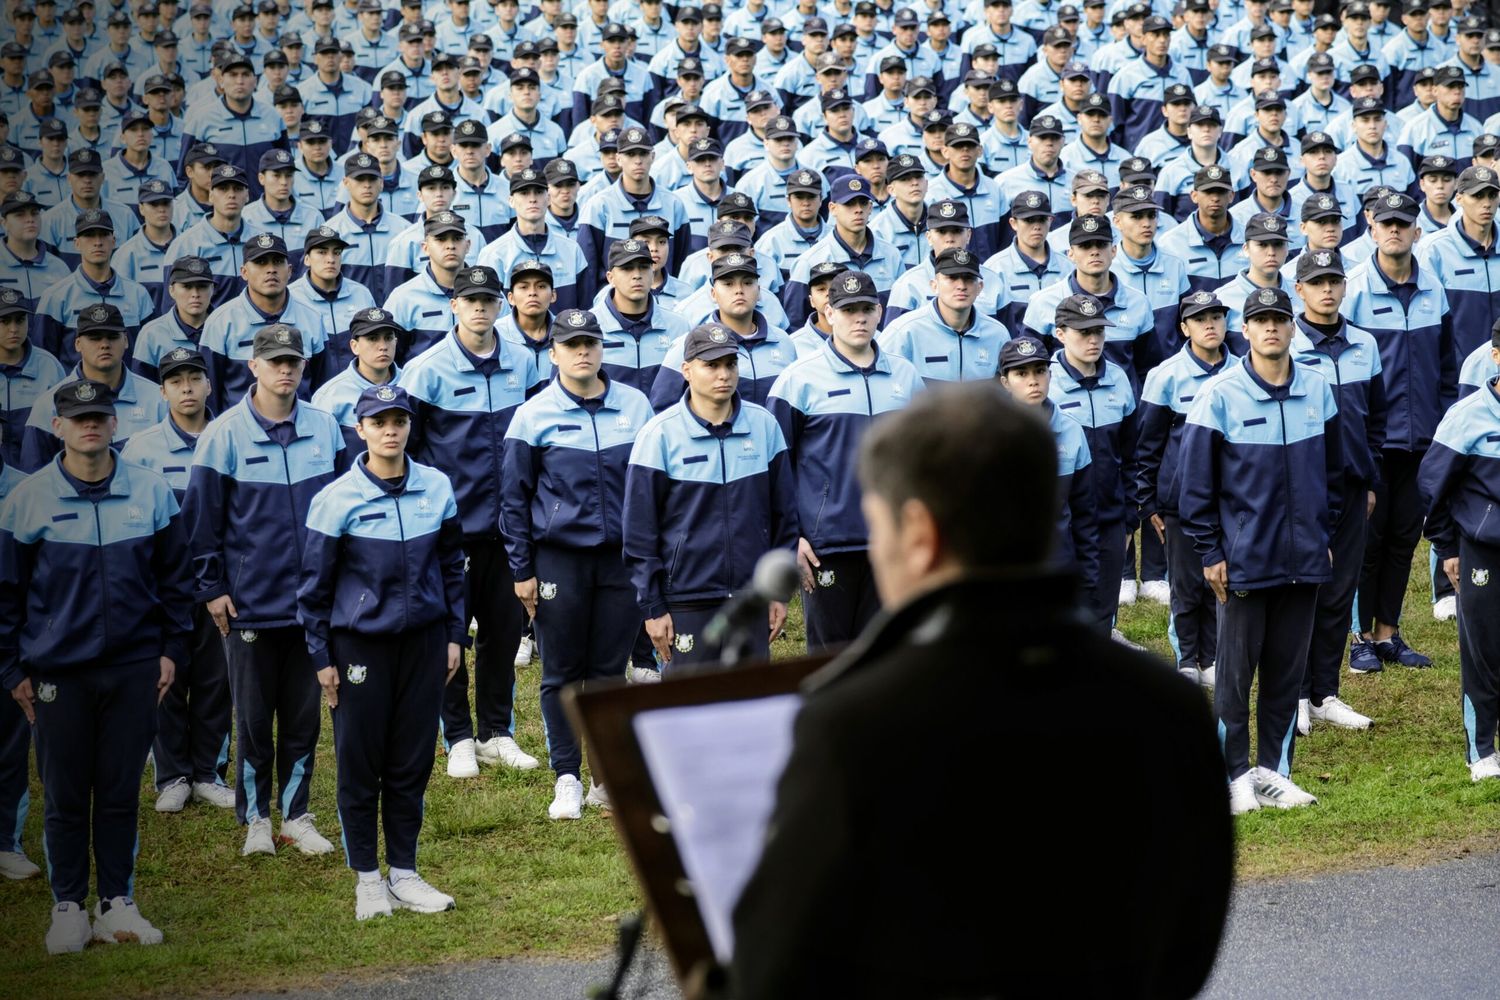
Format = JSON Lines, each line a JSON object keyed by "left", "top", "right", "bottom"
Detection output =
{"left": 702, "top": 549, "right": 800, "bottom": 647}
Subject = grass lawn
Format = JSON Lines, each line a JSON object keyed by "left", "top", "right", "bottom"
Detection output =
{"left": 3, "top": 544, "right": 1498, "bottom": 997}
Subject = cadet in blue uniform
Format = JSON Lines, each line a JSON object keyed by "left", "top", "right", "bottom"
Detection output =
{"left": 1047, "top": 292, "right": 1139, "bottom": 635}
{"left": 1291, "top": 250, "right": 1384, "bottom": 735}
{"left": 501, "top": 309, "right": 655, "bottom": 820}
{"left": 624, "top": 321, "right": 799, "bottom": 670}
{"left": 121, "top": 348, "right": 237, "bottom": 813}
{"left": 398, "top": 264, "right": 545, "bottom": 778}
{"left": 1, "top": 379, "right": 193, "bottom": 953}
{"left": 185, "top": 323, "right": 344, "bottom": 857}
{"left": 0, "top": 286, "right": 64, "bottom": 469}
{"left": 311, "top": 307, "right": 403, "bottom": 462}
{"left": 0, "top": 435, "right": 30, "bottom": 881}
{"left": 1180, "top": 286, "right": 1342, "bottom": 815}
{"left": 1135, "top": 291, "right": 1238, "bottom": 690}
{"left": 299, "top": 384, "right": 466, "bottom": 921}
{"left": 1419, "top": 329, "right": 1500, "bottom": 781}
{"left": 768, "top": 268, "right": 924, "bottom": 649}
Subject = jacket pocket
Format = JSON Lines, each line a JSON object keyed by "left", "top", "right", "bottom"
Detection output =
{"left": 543, "top": 500, "right": 561, "bottom": 534}
{"left": 811, "top": 481, "right": 830, "bottom": 540}
{"left": 666, "top": 535, "right": 684, "bottom": 586}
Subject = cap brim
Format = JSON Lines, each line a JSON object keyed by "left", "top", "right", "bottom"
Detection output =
{"left": 425, "top": 224, "right": 468, "bottom": 238}
{"left": 1196, "top": 181, "right": 1234, "bottom": 192}
{"left": 254, "top": 347, "right": 305, "bottom": 361}
{"left": 1180, "top": 303, "right": 1227, "bottom": 319}
{"left": 831, "top": 293, "right": 881, "bottom": 307}
{"left": 1461, "top": 181, "right": 1500, "bottom": 194}
{"left": 712, "top": 265, "right": 760, "bottom": 281}
{"left": 358, "top": 402, "right": 415, "bottom": 419}
{"left": 551, "top": 328, "right": 602, "bottom": 343}
{"left": 56, "top": 403, "right": 117, "bottom": 418}
{"left": 1242, "top": 306, "right": 1293, "bottom": 320}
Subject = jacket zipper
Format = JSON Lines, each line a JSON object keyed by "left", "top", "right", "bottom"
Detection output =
{"left": 1277, "top": 395, "right": 1297, "bottom": 583}
{"left": 719, "top": 435, "right": 731, "bottom": 596}
{"left": 393, "top": 486, "right": 408, "bottom": 630}
{"left": 588, "top": 407, "right": 607, "bottom": 539}
{"left": 92, "top": 499, "right": 108, "bottom": 652}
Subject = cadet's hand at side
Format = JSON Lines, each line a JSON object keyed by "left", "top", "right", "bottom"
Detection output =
{"left": 1150, "top": 513, "right": 1166, "bottom": 544}
{"left": 206, "top": 595, "right": 238, "bottom": 637}
{"left": 11, "top": 678, "right": 34, "bottom": 725}
{"left": 1444, "top": 557, "right": 1461, "bottom": 595}
{"left": 446, "top": 643, "right": 461, "bottom": 683}
{"left": 158, "top": 657, "right": 175, "bottom": 704}
{"left": 646, "top": 614, "right": 674, "bottom": 664}
{"left": 1204, "top": 561, "right": 1228, "bottom": 605}
{"left": 514, "top": 577, "right": 538, "bottom": 620}
{"left": 317, "top": 666, "right": 339, "bottom": 709}
{"left": 769, "top": 600, "right": 787, "bottom": 643}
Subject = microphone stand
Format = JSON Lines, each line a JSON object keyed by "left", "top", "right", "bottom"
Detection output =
{"left": 591, "top": 910, "right": 644, "bottom": 1000}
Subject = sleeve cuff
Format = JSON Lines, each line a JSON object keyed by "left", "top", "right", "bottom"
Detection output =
{"left": 1201, "top": 547, "right": 1226, "bottom": 568}
{"left": 640, "top": 598, "right": 667, "bottom": 620}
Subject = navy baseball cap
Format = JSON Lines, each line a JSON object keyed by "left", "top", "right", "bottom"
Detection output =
{"left": 999, "top": 336, "right": 1047, "bottom": 372}
{"left": 827, "top": 269, "right": 880, "bottom": 308}
{"left": 169, "top": 256, "right": 215, "bottom": 283}
{"left": 349, "top": 307, "right": 404, "bottom": 339}
{"left": 1179, "top": 289, "right": 1227, "bottom": 320}
{"left": 158, "top": 346, "right": 209, "bottom": 380}
{"left": 830, "top": 174, "right": 875, "bottom": 204}
{"left": 253, "top": 323, "right": 306, "bottom": 361}
{"left": 1055, "top": 293, "right": 1114, "bottom": 331}
{"left": 355, "top": 384, "right": 415, "bottom": 420}
{"left": 54, "top": 379, "right": 116, "bottom": 418}
{"left": 1242, "top": 286, "right": 1294, "bottom": 319}
{"left": 683, "top": 322, "right": 740, "bottom": 362}
{"left": 551, "top": 309, "right": 603, "bottom": 343}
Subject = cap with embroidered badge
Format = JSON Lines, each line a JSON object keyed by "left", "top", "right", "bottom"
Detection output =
{"left": 137, "top": 178, "right": 174, "bottom": 205}
{"left": 1070, "top": 169, "right": 1110, "bottom": 195}
{"left": 903, "top": 75, "right": 937, "bottom": 99}
{"left": 509, "top": 67, "right": 540, "bottom": 87}
{"left": 68, "top": 148, "right": 103, "bottom": 174}
{"left": 0, "top": 190, "right": 37, "bottom": 215}
{"left": 1419, "top": 154, "right": 1458, "bottom": 177}
{"left": 820, "top": 87, "right": 853, "bottom": 111}
{"left": 1435, "top": 64, "right": 1467, "bottom": 87}
{"left": 1055, "top": 292, "right": 1114, "bottom": 331}
{"left": 827, "top": 269, "right": 880, "bottom": 309}
{"left": 1306, "top": 52, "right": 1335, "bottom": 75}
{"left": 1078, "top": 92, "right": 1110, "bottom": 118}
{"left": 349, "top": 307, "right": 404, "bottom": 341}
{"left": 598, "top": 128, "right": 622, "bottom": 153}
{"left": 677, "top": 4, "right": 702, "bottom": 20}
{"left": 612, "top": 126, "right": 649, "bottom": 154}
{"left": 682, "top": 137, "right": 720, "bottom": 162}
{"left": 1042, "top": 24, "right": 1072, "bottom": 46}
{"left": 1253, "top": 89, "right": 1287, "bottom": 111}
{"left": 1244, "top": 212, "right": 1289, "bottom": 242}
{"left": 1458, "top": 14, "right": 1487, "bottom": 33}
{"left": 544, "top": 158, "right": 579, "bottom": 185}
{"left": 1112, "top": 183, "right": 1156, "bottom": 214}
{"left": 73, "top": 208, "right": 113, "bottom": 236}
{"left": 54, "top": 379, "right": 116, "bottom": 418}
{"left": 988, "top": 78, "right": 1019, "bottom": 100}
{"left": 830, "top": 174, "right": 874, "bottom": 204}
{"left": 707, "top": 219, "right": 753, "bottom": 249}
{"left": 1414, "top": 66, "right": 1438, "bottom": 86}
{"left": 256, "top": 148, "right": 294, "bottom": 174}
{"left": 1068, "top": 213, "right": 1113, "bottom": 244}
{"left": 450, "top": 265, "right": 500, "bottom": 297}
{"left": 1348, "top": 64, "right": 1381, "bottom": 87}
{"left": 879, "top": 55, "right": 906, "bottom": 74}
{"left": 365, "top": 115, "right": 399, "bottom": 138}
{"left": 120, "top": 107, "right": 156, "bottom": 133}
{"left": 725, "top": 36, "right": 758, "bottom": 57}
{"left": 158, "top": 346, "right": 209, "bottom": 381}
{"left": 164, "top": 257, "right": 217, "bottom": 293}
{"left": 37, "top": 117, "right": 66, "bottom": 141}
{"left": 420, "top": 110, "right": 454, "bottom": 133}
{"left": 263, "top": 49, "right": 289, "bottom": 70}
{"left": 1141, "top": 13, "right": 1171, "bottom": 31}
{"left": 1300, "top": 131, "right": 1338, "bottom": 154}
{"left": 1250, "top": 23, "right": 1277, "bottom": 40}
{"left": 1206, "top": 42, "right": 1236, "bottom": 63}
{"left": 244, "top": 232, "right": 289, "bottom": 262}
{"left": 1457, "top": 163, "right": 1500, "bottom": 194}
{"left": 1163, "top": 83, "right": 1193, "bottom": 105}
{"left": 1119, "top": 157, "right": 1156, "bottom": 186}
{"left": 1179, "top": 289, "right": 1227, "bottom": 320}
{"left": 601, "top": 20, "right": 630, "bottom": 40}
{"left": 252, "top": 323, "right": 305, "bottom": 360}
{"left": 674, "top": 57, "right": 704, "bottom": 79}
{"left": 1300, "top": 192, "right": 1344, "bottom": 221}
{"left": 1242, "top": 285, "right": 1293, "bottom": 319}
{"left": 1473, "top": 133, "right": 1500, "bottom": 157}
{"left": 942, "top": 121, "right": 982, "bottom": 147}
{"left": 1010, "top": 189, "right": 1052, "bottom": 220}
{"left": 629, "top": 215, "right": 671, "bottom": 238}
{"left": 423, "top": 210, "right": 467, "bottom": 238}
{"left": 1250, "top": 144, "right": 1289, "bottom": 172}
{"left": 73, "top": 87, "right": 103, "bottom": 110}
{"left": 765, "top": 115, "right": 799, "bottom": 140}
{"left": 718, "top": 193, "right": 757, "bottom": 219}
{"left": 452, "top": 119, "right": 487, "bottom": 146}
{"left": 886, "top": 154, "right": 923, "bottom": 183}
{"left": 550, "top": 309, "right": 603, "bottom": 344}
{"left": 711, "top": 252, "right": 759, "bottom": 282}
{"left": 1029, "top": 114, "right": 1064, "bottom": 138}
{"left": 745, "top": 89, "right": 777, "bottom": 113}
{"left": 354, "top": 383, "right": 415, "bottom": 420}
{"left": 509, "top": 258, "right": 554, "bottom": 286}
{"left": 607, "top": 238, "right": 654, "bottom": 269}
{"left": 1295, "top": 247, "right": 1345, "bottom": 282}
{"left": 1189, "top": 104, "right": 1223, "bottom": 126}
{"left": 314, "top": 36, "right": 343, "bottom": 55}
{"left": 682, "top": 321, "right": 740, "bottom": 362}
{"left": 927, "top": 199, "right": 972, "bottom": 230}
{"left": 761, "top": 16, "right": 785, "bottom": 33}
{"left": 1370, "top": 191, "right": 1419, "bottom": 223}
{"left": 923, "top": 109, "right": 954, "bottom": 131}
{"left": 344, "top": 153, "right": 382, "bottom": 180}
{"left": 932, "top": 247, "right": 980, "bottom": 278}
{"left": 1060, "top": 61, "right": 1091, "bottom": 80}
{"left": 1487, "top": 27, "right": 1500, "bottom": 47}
{"left": 496, "top": 134, "right": 531, "bottom": 157}
{"left": 999, "top": 336, "right": 1048, "bottom": 372}
{"left": 76, "top": 303, "right": 125, "bottom": 337}
{"left": 807, "top": 261, "right": 848, "bottom": 287}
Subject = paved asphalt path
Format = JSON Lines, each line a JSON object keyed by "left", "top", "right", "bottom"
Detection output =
{"left": 238, "top": 852, "right": 1500, "bottom": 1000}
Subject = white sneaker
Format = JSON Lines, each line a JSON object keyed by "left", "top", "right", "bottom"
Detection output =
{"left": 0, "top": 850, "right": 40, "bottom": 880}
{"left": 1228, "top": 773, "right": 1260, "bottom": 815}
{"left": 585, "top": 780, "right": 611, "bottom": 810}
{"left": 192, "top": 781, "right": 235, "bottom": 809}
{"left": 446, "top": 738, "right": 480, "bottom": 778}
{"left": 355, "top": 876, "right": 392, "bottom": 921}
{"left": 155, "top": 778, "right": 190, "bottom": 813}
{"left": 386, "top": 872, "right": 455, "bottom": 913}
{"left": 278, "top": 813, "right": 335, "bottom": 855}
{"left": 513, "top": 635, "right": 534, "bottom": 667}
{"left": 1297, "top": 698, "right": 1311, "bottom": 737}
{"left": 475, "top": 735, "right": 539, "bottom": 770}
{"left": 548, "top": 774, "right": 584, "bottom": 820}
{"left": 242, "top": 816, "right": 276, "bottom": 856}
{"left": 1433, "top": 595, "right": 1458, "bottom": 621}
{"left": 1118, "top": 578, "right": 1138, "bottom": 606}
{"left": 1253, "top": 767, "right": 1318, "bottom": 809}
{"left": 91, "top": 897, "right": 163, "bottom": 946}
{"left": 1140, "top": 579, "right": 1171, "bottom": 605}
{"left": 1310, "top": 696, "right": 1373, "bottom": 730}
{"left": 627, "top": 665, "right": 662, "bottom": 684}
{"left": 1111, "top": 628, "right": 1146, "bottom": 651}
{"left": 45, "top": 901, "right": 91, "bottom": 954}
{"left": 1178, "top": 666, "right": 1200, "bottom": 685}
{"left": 1469, "top": 753, "right": 1500, "bottom": 782}
{"left": 1200, "top": 664, "right": 1216, "bottom": 691}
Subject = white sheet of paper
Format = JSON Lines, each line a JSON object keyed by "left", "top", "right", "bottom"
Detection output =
{"left": 632, "top": 693, "right": 803, "bottom": 962}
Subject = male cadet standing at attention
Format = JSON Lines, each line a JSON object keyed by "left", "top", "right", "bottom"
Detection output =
{"left": 1, "top": 379, "right": 193, "bottom": 953}
{"left": 298, "top": 384, "right": 466, "bottom": 921}
{"left": 1136, "top": 290, "right": 1238, "bottom": 689}
{"left": 623, "top": 321, "right": 798, "bottom": 670}
{"left": 879, "top": 246, "right": 1010, "bottom": 381}
{"left": 398, "top": 265, "right": 545, "bottom": 778}
{"left": 131, "top": 257, "right": 216, "bottom": 384}
{"left": 769, "top": 268, "right": 924, "bottom": 650}
{"left": 122, "top": 348, "right": 237, "bottom": 813}
{"left": 782, "top": 174, "right": 905, "bottom": 330}
{"left": 1287, "top": 249, "right": 1383, "bottom": 735}
{"left": 1419, "top": 325, "right": 1500, "bottom": 781}
{"left": 186, "top": 324, "right": 344, "bottom": 857}
{"left": 0, "top": 410, "right": 32, "bottom": 881}
{"left": 1343, "top": 191, "right": 1451, "bottom": 673}
{"left": 732, "top": 380, "right": 1231, "bottom": 1000}
{"left": 501, "top": 309, "right": 656, "bottom": 820}
{"left": 0, "top": 285, "right": 64, "bottom": 469}
{"left": 1157, "top": 166, "right": 1248, "bottom": 295}
{"left": 594, "top": 237, "right": 692, "bottom": 397}
{"left": 1180, "top": 286, "right": 1343, "bottom": 815}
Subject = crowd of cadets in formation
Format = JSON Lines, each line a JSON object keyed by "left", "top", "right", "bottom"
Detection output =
{"left": 9, "top": 0, "right": 1500, "bottom": 949}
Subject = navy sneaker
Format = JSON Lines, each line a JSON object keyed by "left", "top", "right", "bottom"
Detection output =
{"left": 1376, "top": 631, "right": 1432, "bottom": 668}
{"left": 1349, "top": 638, "right": 1383, "bottom": 674}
